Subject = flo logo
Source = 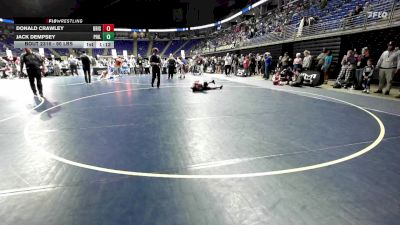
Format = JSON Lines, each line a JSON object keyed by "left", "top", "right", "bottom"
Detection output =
{"left": 368, "top": 11, "right": 389, "bottom": 19}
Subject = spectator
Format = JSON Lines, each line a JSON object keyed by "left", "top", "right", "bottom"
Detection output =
{"left": 167, "top": 54, "right": 176, "bottom": 79}
{"left": 196, "top": 55, "right": 205, "bottom": 75}
{"left": 137, "top": 54, "right": 143, "bottom": 74}
{"left": 53, "top": 60, "right": 61, "bottom": 76}
{"left": 375, "top": 41, "right": 400, "bottom": 95}
{"left": 129, "top": 56, "right": 137, "bottom": 74}
{"left": 359, "top": 47, "right": 371, "bottom": 68}
{"left": 364, "top": 1, "right": 372, "bottom": 12}
{"left": 303, "top": 50, "right": 312, "bottom": 71}
{"left": 211, "top": 56, "right": 217, "bottom": 73}
{"left": 256, "top": 53, "right": 262, "bottom": 75}
{"left": 261, "top": 54, "right": 266, "bottom": 76}
{"left": 293, "top": 53, "right": 303, "bottom": 71}
{"left": 243, "top": 56, "right": 250, "bottom": 77}
{"left": 15, "top": 57, "right": 21, "bottom": 78}
{"left": 232, "top": 54, "right": 239, "bottom": 75}
{"left": 273, "top": 68, "right": 282, "bottom": 85}
{"left": 322, "top": 50, "right": 333, "bottom": 83}
{"left": 250, "top": 54, "right": 257, "bottom": 76}
{"left": 281, "top": 52, "right": 292, "bottom": 69}
{"left": 68, "top": 55, "right": 78, "bottom": 76}
{"left": 224, "top": 53, "right": 233, "bottom": 76}
{"left": 316, "top": 48, "right": 327, "bottom": 82}
{"left": 144, "top": 59, "right": 151, "bottom": 74}
{"left": 353, "top": 47, "right": 371, "bottom": 90}
{"left": 264, "top": 52, "right": 272, "bottom": 79}
{"left": 178, "top": 56, "right": 188, "bottom": 79}
{"left": 354, "top": 5, "right": 363, "bottom": 15}
{"left": 291, "top": 68, "right": 304, "bottom": 87}
{"left": 114, "top": 57, "right": 123, "bottom": 75}
{"left": 218, "top": 57, "right": 224, "bottom": 74}
{"left": 335, "top": 50, "right": 356, "bottom": 88}
{"left": 362, "top": 59, "right": 374, "bottom": 94}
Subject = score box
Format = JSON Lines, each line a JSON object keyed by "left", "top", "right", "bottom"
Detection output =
{"left": 102, "top": 32, "right": 115, "bottom": 41}
{"left": 102, "top": 24, "right": 114, "bottom": 32}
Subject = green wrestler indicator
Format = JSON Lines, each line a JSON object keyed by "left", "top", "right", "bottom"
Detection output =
{"left": 102, "top": 32, "right": 115, "bottom": 41}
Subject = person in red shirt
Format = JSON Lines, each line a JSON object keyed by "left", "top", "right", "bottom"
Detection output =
{"left": 114, "top": 57, "right": 123, "bottom": 75}
{"left": 273, "top": 69, "right": 281, "bottom": 85}
{"left": 243, "top": 56, "right": 250, "bottom": 77}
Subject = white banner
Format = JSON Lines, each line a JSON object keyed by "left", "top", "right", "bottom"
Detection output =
{"left": 39, "top": 48, "right": 44, "bottom": 57}
{"left": 123, "top": 50, "right": 128, "bottom": 58}
{"left": 6, "top": 49, "right": 12, "bottom": 57}
{"left": 111, "top": 49, "right": 117, "bottom": 58}
{"left": 181, "top": 50, "right": 185, "bottom": 58}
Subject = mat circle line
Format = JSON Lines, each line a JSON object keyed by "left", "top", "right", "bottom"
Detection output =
{"left": 23, "top": 85, "right": 385, "bottom": 179}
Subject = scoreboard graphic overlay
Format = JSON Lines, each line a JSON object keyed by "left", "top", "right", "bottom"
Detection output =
{"left": 13, "top": 18, "right": 114, "bottom": 49}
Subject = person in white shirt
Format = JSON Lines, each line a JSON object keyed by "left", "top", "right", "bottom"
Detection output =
{"left": 68, "top": 55, "right": 78, "bottom": 76}
{"left": 303, "top": 50, "right": 312, "bottom": 71}
{"left": 129, "top": 56, "right": 136, "bottom": 74}
{"left": 53, "top": 60, "right": 61, "bottom": 76}
{"left": 144, "top": 59, "right": 151, "bottom": 74}
{"left": 224, "top": 53, "right": 232, "bottom": 76}
{"left": 375, "top": 41, "right": 400, "bottom": 95}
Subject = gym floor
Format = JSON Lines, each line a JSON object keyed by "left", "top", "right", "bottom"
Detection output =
{"left": 0, "top": 73, "right": 399, "bottom": 225}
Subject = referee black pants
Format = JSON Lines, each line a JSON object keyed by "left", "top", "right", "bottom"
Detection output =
{"left": 83, "top": 66, "right": 91, "bottom": 83}
{"left": 152, "top": 68, "right": 161, "bottom": 88}
{"left": 168, "top": 66, "right": 175, "bottom": 79}
{"left": 27, "top": 68, "right": 43, "bottom": 95}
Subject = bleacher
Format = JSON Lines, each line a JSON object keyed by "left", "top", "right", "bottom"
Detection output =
{"left": 163, "top": 40, "right": 185, "bottom": 57}
{"left": 180, "top": 39, "right": 201, "bottom": 56}
{"left": 137, "top": 40, "right": 149, "bottom": 57}
{"left": 54, "top": 49, "right": 70, "bottom": 57}
{"left": 44, "top": 49, "right": 52, "bottom": 57}
{"left": 92, "top": 49, "right": 104, "bottom": 57}
{"left": 114, "top": 40, "right": 133, "bottom": 55}
{"left": 290, "top": 0, "right": 396, "bottom": 30}
{"left": 153, "top": 41, "right": 168, "bottom": 55}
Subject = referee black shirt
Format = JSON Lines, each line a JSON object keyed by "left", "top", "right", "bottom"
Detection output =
{"left": 150, "top": 55, "right": 161, "bottom": 71}
{"left": 20, "top": 51, "right": 43, "bottom": 71}
{"left": 80, "top": 54, "right": 91, "bottom": 69}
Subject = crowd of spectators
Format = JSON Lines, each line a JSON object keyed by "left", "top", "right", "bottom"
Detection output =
{"left": 192, "top": 0, "right": 323, "bottom": 54}
{"left": 192, "top": 0, "right": 381, "bottom": 54}
{"left": 193, "top": 41, "right": 399, "bottom": 97}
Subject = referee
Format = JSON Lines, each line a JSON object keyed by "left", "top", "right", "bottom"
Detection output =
{"left": 150, "top": 48, "right": 162, "bottom": 88}
{"left": 20, "top": 48, "right": 45, "bottom": 97}
{"left": 80, "top": 51, "right": 91, "bottom": 83}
